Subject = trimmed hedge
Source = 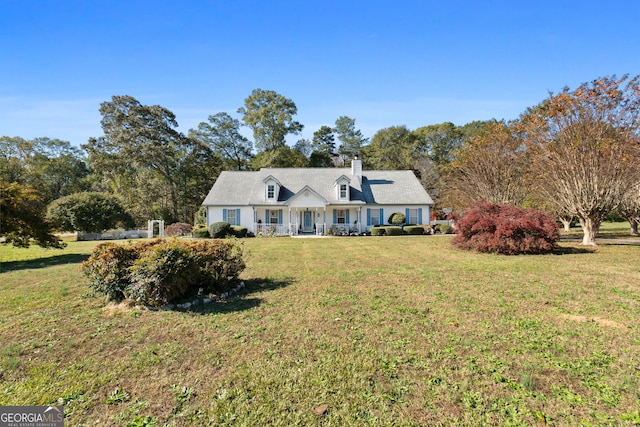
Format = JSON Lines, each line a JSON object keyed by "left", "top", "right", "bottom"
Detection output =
{"left": 81, "top": 239, "right": 245, "bottom": 306}
{"left": 231, "top": 226, "right": 248, "bottom": 238}
{"left": 370, "top": 227, "right": 386, "bottom": 236}
{"left": 404, "top": 226, "right": 425, "bottom": 235}
{"left": 193, "top": 227, "right": 210, "bottom": 238}
{"left": 385, "top": 226, "right": 403, "bottom": 236}
{"left": 370, "top": 226, "right": 405, "bottom": 236}
{"left": 451, "top": 201, "right": 560, "bottom": 255}
{"left": 209, "top": 222, "right": 232, "bottom": 239}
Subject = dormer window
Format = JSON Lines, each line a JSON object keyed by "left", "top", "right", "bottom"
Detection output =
{"left": 263, "top": 175, "right": 281, "bottom": 202}
{"left": 339, "top": 184, "right": 348, "bottom": 199}
{"left": 335, "top": 175, "right": 351, "bottom": 201}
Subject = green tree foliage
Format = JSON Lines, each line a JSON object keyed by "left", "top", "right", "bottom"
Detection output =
{"left": 189, "top": 112, "right": 253, "bottom": 171}
{"left": 292, "top": 138, "right": 312, "bottom": 157}
{"left": 46, "top": 192, "right": 134, "bottom": 233}
{"left": 412, "top": 122, "right": 464, "bottom": 166}
{"left": 0, "top": 136, "right": 90, "bottom": 204}
{"left": 251, "top": 146, "right": 308, "bottom": 169}
{"left": 364, "top": 125, "right": 417, "bottom": 170}
{"left": 237, "top": 89, "right": 303, "bottom": 152}
{"left": 334, "top": 116, "right": 368, "bottom": 166}
{"left": 307, "top": 126, "right": 337, "bottom": 167}
{"left": 84, "top": 95, "right": 222, "bottom": 225}
{"left": 0, "top": 181, "right": 64, "bottom": 248}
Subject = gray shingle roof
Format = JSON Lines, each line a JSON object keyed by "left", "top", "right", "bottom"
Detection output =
{"left": 202, "top": 167, "right": 434, "bottom": 206}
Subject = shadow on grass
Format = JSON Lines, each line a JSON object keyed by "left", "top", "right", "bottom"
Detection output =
{"left": 0, "top": 254, "right": 90, "bottom": 273}
{"left": 551, "top": 246, "right": 596, "bottom": 255}
{"left": 188, "top": 277, "right": 295, "bottom": 315}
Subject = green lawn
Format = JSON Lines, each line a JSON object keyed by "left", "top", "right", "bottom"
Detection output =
{"left": 1, "top": 236, "right": 639, "bottom": 426}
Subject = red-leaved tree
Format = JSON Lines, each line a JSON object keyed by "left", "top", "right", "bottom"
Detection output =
{"left": 451, "top": 202, "right": 560, "bottom": 255}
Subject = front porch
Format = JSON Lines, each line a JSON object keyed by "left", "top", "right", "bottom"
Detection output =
{"left": 253, "top": 222, "right": 357, "bottom": 236}
{"left": 253, "top": 206, "right": 361, "bottom": 236}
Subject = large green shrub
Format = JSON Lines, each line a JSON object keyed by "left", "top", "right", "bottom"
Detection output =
{"left": 81, "top": 242, "right": 139, "bottom": 301}
{"left": 81, "top": 239, "right": 245, "bottom": 306}
{"left": 47, "top": 192, "right": 134, "bottom": 233}
{"left": 186, "top": 240, "right": 246, "bottom": 288}
{"left": 209, "top": 222, "right": 232, "bottom": 239}
{"left": 127, "top": 244, "right": 198, "bottom": 306}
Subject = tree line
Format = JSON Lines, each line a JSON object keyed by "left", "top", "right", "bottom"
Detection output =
{"left": 2, "top": 75, "right": 639, "bottom": 247}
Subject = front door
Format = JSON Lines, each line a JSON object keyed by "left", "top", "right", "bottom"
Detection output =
{"left": 303, "top": 211, "right": 313, "bottom": 232}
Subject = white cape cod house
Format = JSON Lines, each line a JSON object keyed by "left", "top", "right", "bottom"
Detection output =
{"left": 201, "top": 158, "right": 434, "bottom": 236}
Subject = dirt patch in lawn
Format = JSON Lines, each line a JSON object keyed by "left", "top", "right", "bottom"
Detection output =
{"left": 559, "top": 313, "right": 625, "bottom": 328}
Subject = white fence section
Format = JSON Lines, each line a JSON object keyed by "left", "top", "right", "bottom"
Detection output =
{"left": 77, "top": 229, "right": 149, "bottom": 241}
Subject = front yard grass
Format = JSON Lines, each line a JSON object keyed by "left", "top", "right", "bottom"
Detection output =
{"left": 1, "top": 236, "right": 639, "bottom": 426}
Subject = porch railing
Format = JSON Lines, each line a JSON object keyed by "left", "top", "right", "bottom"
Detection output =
{"left": 255, "top": 223, "right": 289, "bottom": 236}
{"left": 253, "top": 223, "right": 359, "bottom": 236}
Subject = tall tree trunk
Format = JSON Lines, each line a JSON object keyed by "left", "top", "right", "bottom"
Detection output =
{"left": 559, "top": 216, "right": 573, "bottom": 232}
{"left": 579, "top": 217, "right": 600, "bottom": 245}
{"left": 630, "top": 219, "right": 639, "bottom": 237}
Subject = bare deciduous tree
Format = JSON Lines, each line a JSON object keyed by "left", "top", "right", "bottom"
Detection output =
{"left": 523, "top": 75, "right": 640, "bottom": 245}
{"left": 441, "top": 121, "right": 529, "bottom": 211}
{"left": 617, "top": 183, "right": 640, "bottom": 236}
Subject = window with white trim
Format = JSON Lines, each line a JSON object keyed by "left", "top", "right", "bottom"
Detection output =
{"left": 408, "top": 208, "right": 419, "bottom": 224}
{"left": 336, "top": 209, "right": 346, "bottom": 224}
{"left": 370, "top": 209, "right": 380, "bottom": 226}
{"left": 339, "top": 183, "right": 348, "bottom": 199}
{"left": 270, "top": 210, "right": 279, "bottom": 224}
{"left": 267, "top": 184, "right": 275, "bottom": 200}
{"left": 227, "top": 209, "right": 237, "bottom": 225}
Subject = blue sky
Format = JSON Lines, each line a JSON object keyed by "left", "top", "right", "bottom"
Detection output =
{"left": 1, "top": 1, "right": 639, "bottom": 148}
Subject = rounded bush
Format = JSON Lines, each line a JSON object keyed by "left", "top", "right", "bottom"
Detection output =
{"left": 209, "top": 222, "right": 232, "bottom": 239}
{"left": 388, "top": 212, "right": 406, "bottom": 225}
{"left": 404, "top": 226, "right": 425, "bottom": 235}
{"left": 165, "top": 222, "right": 193, "bottom": 237}
{"left": 451, "top": 202, "right": 560, "bottom": 255}
{"left": 193, "top": 227, "right": 210, "bottom": 238}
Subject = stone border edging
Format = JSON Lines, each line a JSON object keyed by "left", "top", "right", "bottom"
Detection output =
{"left": 147, "top": 281, "right": 246, "bottom": 311}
